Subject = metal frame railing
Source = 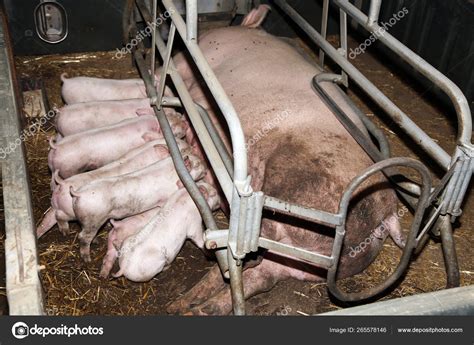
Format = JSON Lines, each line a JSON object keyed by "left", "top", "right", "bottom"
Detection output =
{"left": 0, "top": 10, "right": 45, "bottom": 315}
{"left": 127, "top": 0, "right": 473, "bottom": 315}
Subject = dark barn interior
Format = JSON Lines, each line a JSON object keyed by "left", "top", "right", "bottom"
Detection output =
{"left": 0, "top": 0, "right": 472, "bottom": 316}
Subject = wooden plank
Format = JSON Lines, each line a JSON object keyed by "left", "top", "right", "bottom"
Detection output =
{"left": 0, "top": 10, "right": 44, "bottom": 315}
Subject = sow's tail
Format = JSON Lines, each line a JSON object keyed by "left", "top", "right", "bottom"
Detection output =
{"left": 241, "top": 4, "right": 271, "bottom": 28}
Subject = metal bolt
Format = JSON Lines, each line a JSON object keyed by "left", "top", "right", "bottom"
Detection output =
{"left": 208, "top": 241, "right": 217, "bottom": 250}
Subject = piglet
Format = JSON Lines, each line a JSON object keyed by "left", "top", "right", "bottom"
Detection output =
{"left": 56, "top": 98, "right": 185, "bottom": 137}
{"left": 56, "top": 98, "right": 154, "bottom": 136}
{"left": 99, "top": 207, "right": 161, "bottom": 278}
{"left": 114, "top": 181, "right": 220, "bottom": 282}
{"left": 72, "top": 154, "right": 206, "bottom": 262}
{"left": 60, "top": 74, "right": 174, "bottom": 104}
{"left": 60, "top": 75, "right": 144, "bottom": 104}
{"left": 48, "top": 114, "right": 186, "bottom": 179}
{"left": 37, "top": 138, "right": 191, "bottom": 238}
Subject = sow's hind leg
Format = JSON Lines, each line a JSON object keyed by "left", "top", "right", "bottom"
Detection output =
{"left": 168, "top": 256, "right": 294, "bottom": 315}
{"left": 166, "top": 265, "right": 227, "bottom": 314}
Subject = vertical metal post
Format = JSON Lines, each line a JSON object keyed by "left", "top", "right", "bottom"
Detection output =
{"left": 319, "top": 0, "right": 329, "bottom": 67}
{"left": 367, "top": 0, "right": 382, "bottom": 27}
{"left": 150, "top": 0, "right": 157, "bottom": 79}
{"left": 228, "top": 249, "right": 245, "bottom": 315}
{"left": 186, "top": 0, "right": 197, "bottom": 41}
{"left": 339, "top": 9, "right": 348, "bottom": 86}
{"left": 439, "top": 215, "right": 460, "bottom": 288}
{"left": 156, "top": 23, "right": 176, "bottom": 109}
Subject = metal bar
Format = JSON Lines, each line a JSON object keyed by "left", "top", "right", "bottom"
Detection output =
{"left": 134, "top": 48, "right": 223, "bottom": 251}
{"left": 259, "top": 238, "right": 333, "bottom": 268}
{"left": 195, "top": 103, "right": 234, "bottom": 177}
{"left": 330, "top": 0, "right": 472, "bottom": 150}
{"left": 161, "top": 0, "right": 248, "bottom": 314}
{"left": 161, "top": 96, "right": 182, "bottom": 107}
{"left": 136, "top": 0, "right": 234, "bottom": 202}
{"left": 313, "top": 73, "right": 434, "bottom": 215}
{"left": 438, "top": 215, "right": 460, "bottom": 288}
{"left": 0, "top": 11, "right": 44, "bottom": 315}
{"left": 321, "top": 285, "right": 474, "bottom": 315}
{"left": 236, "top": 195, "right": 249, "bottom": 255}
{"left": 185, "top": 0, "right": 197, "bottom": 41}
{"left": 327, "top": 157, "right": 432, "bottom": 301}
{"left": 136, "top": 47, "right": 232, "bottom": 277}
{"left": 228, "top": 249, "right": 245, "bottom": 315}
{"left": 136, "top": 0, "right": 233, "bottom": 281}
{"left": 163, "top": 98, "right": 234, "bottom": 175}
{"left": 264, "top": 196, "right": 343, "bottom": 227}
{"left": 206, "top": 227, "right": 335, "bottom": 269}
{"left": 452, "top": 159, "right": 473, "bottom": 214}
{"left": 155, "top": 23, "right": 176, "bottom": 109}
{"left": 204, "top": 229, "right": 229, "bottom": 249}
{"left": 150, "top": 0, "right": 157, "bottom": 78}
{"left": 250, "top": 192, "right": 264, "bottom": 252}
{"left": 162, "top": 0, "right": 249, "bottom": 188}
{"left": 331, "top": 83, "right": 391, "bottom": 158}
{"left": 313, "top": 73, "right": 397, "bottom": 166}
{"left": 440, "top": 159, "right": 463, "bottom": 214}
{"left": 319, "top": 0, "right": 329, "bottom": 67}
{"left": 367, "top": 0, "right": 382, "bottom": 27}
{"left": 339, "top": 9, "right": 348, "bottom": 86}
{"left": 274, "top": 0, "right": 470, "bottom": 170}
{"left": 415, "top": 204, "right": 442, "bottom": 243}
{"left": 447, "top": 158, "right": 470, "bottom": 214}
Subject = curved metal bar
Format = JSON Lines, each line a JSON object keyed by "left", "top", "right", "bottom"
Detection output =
{"left": 332, "top": 0, "right": 472, "bottom": 150}
{"left": 134, "top": 49, "right": 220, "bottom": 243}
{"left": 327, "top": 157, "right": 432, "bottom": 302}
{"left": 331, "top": 80, "right": 391, "bottom": 159}
{"left": 162, "top": 0, "right": 249, "bottom": 190}
{"left": 274, "top": 0, "right": 466, "bottom": 169}
{"left": 313, "top": 73, "right": 387, "bottom": 162}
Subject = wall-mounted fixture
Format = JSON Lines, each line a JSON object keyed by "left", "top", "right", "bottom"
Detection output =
{"left": 34, "top": 0, "right": 68, "bottom": 43}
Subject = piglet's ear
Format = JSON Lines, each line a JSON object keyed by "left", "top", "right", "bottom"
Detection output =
{"left": 198, "top": 185, "right": 209, "bottom": 200}
{"left": 154, "top": 144, "right": 169, "bottom": 156}
{"left": 142, "top": 131, "right": 161, "bottom": 142}
{"left": 136, "top": 108, "right": 154, "bottom": 116}
{"left": 183, "top": 156, "right": 191, "bottom": 170}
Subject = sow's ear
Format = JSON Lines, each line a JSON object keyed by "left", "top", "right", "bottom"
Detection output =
{"left": 241, "top": 5, "right": 271, "bottom": 28}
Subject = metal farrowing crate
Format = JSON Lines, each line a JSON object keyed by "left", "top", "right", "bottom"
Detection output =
{"left": 114, "top": 0, "right": 473, "bottom": 315}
